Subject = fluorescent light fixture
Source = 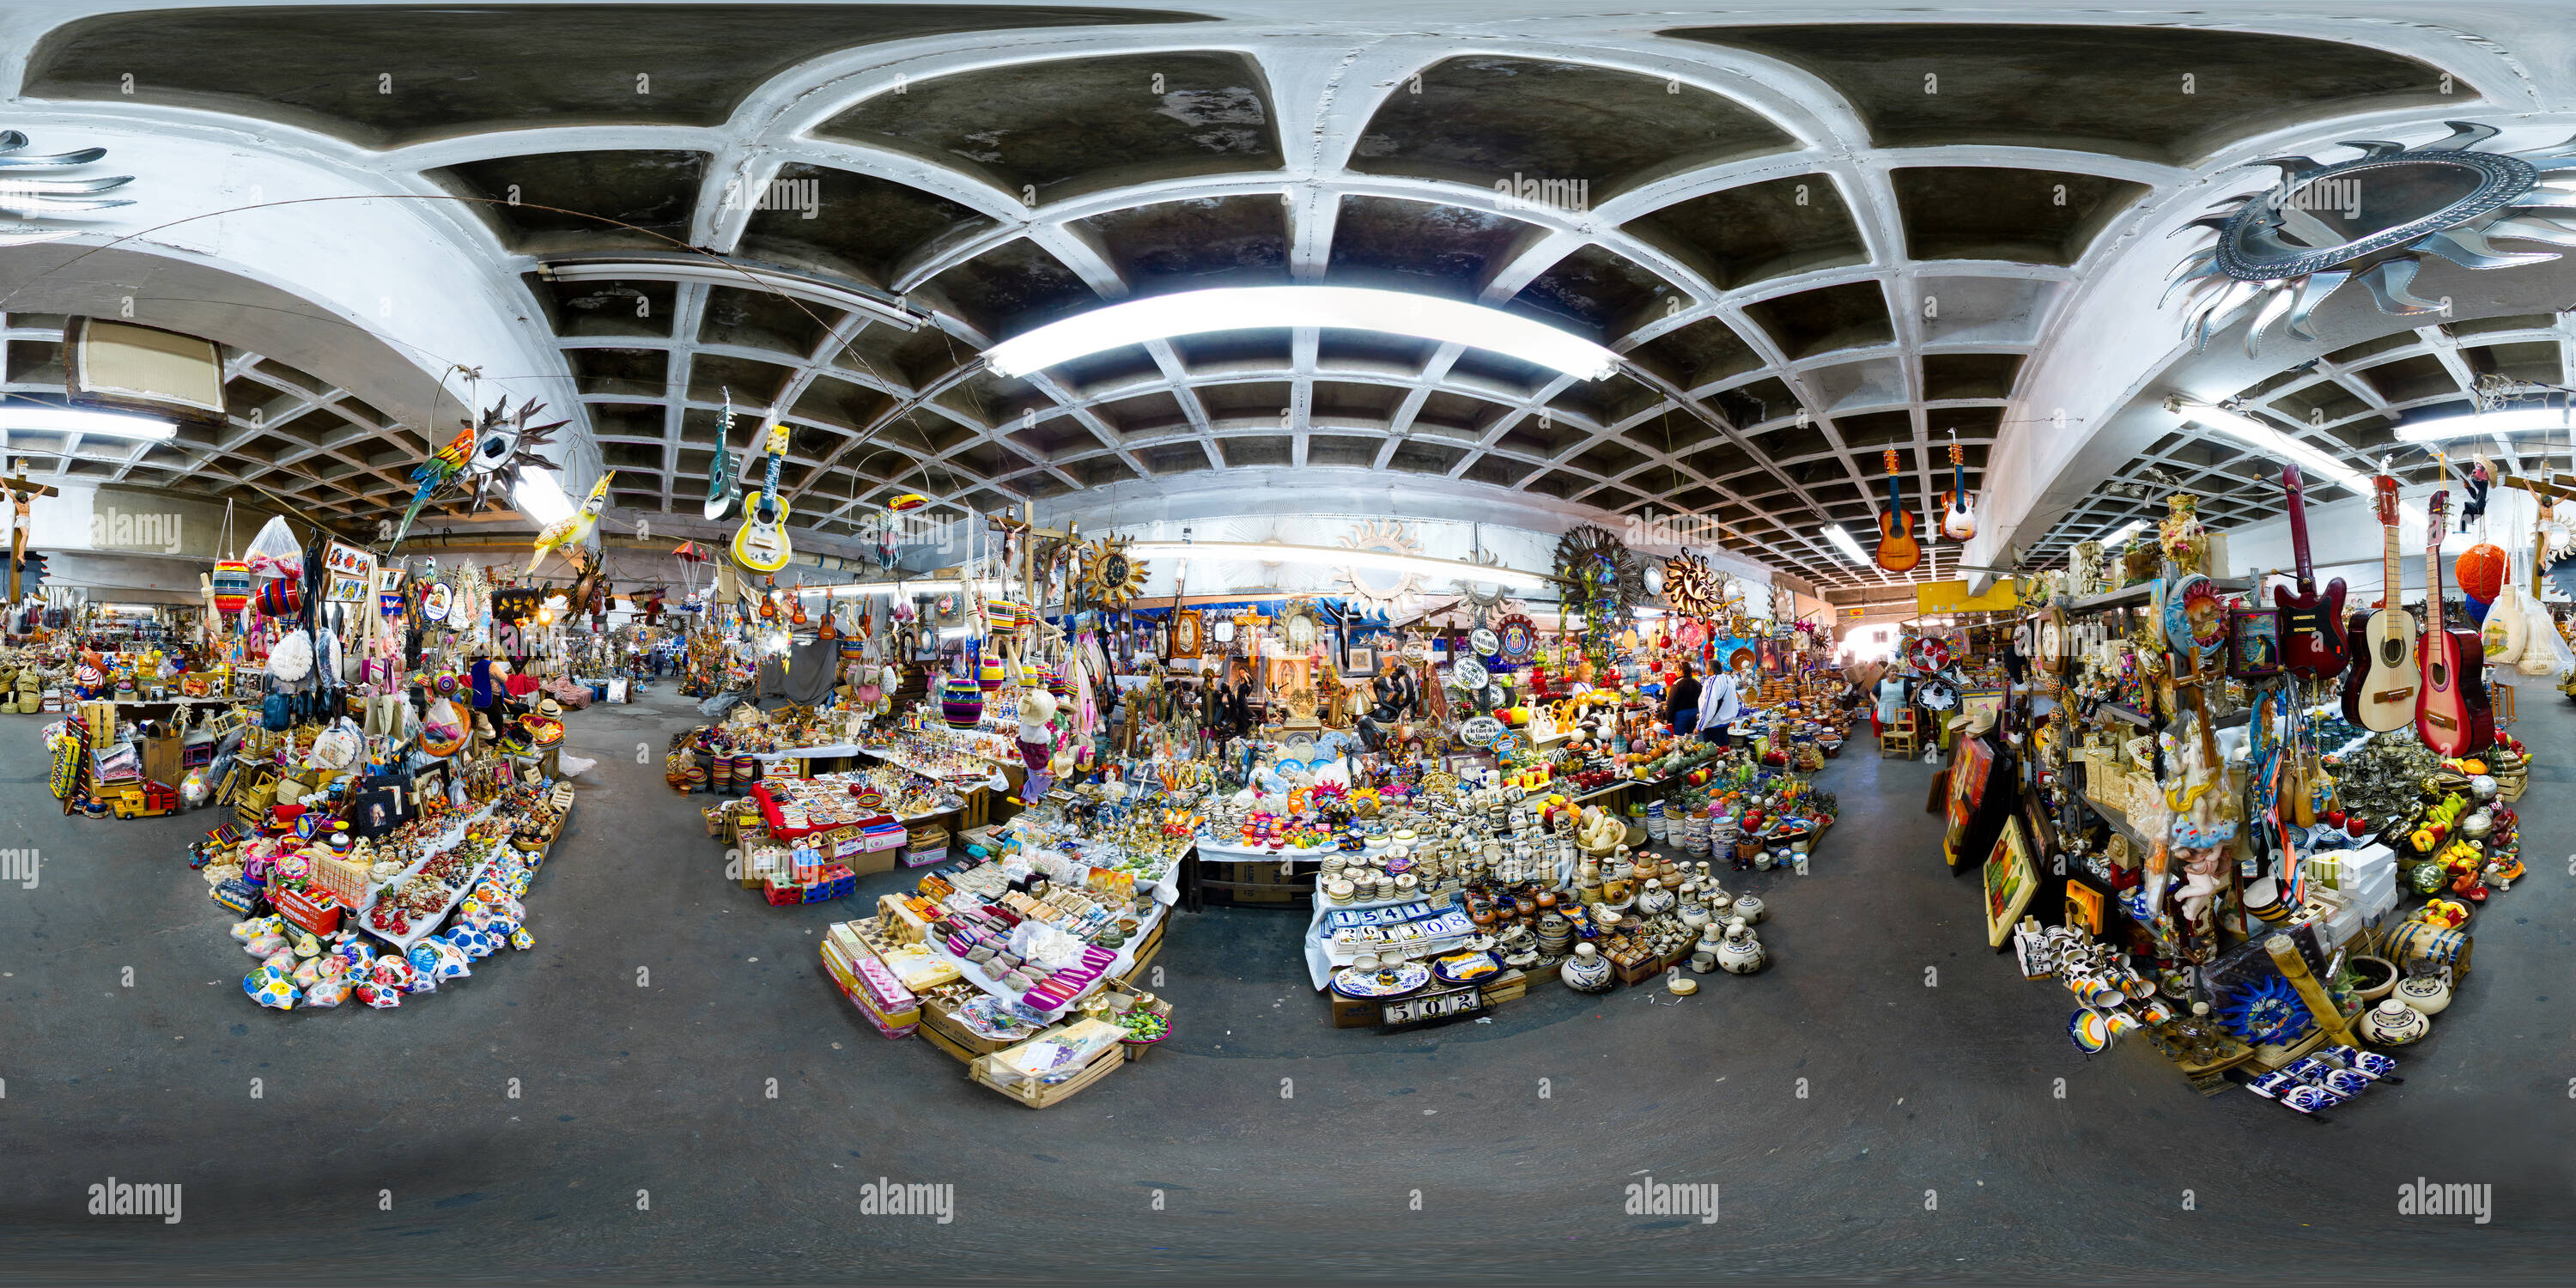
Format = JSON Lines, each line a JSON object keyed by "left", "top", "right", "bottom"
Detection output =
{"left": 2178, "top": 402, "right": 2372, "bottom": 496}
{"left": 2394, "top": 405, "right": 2573, "bottom": 444}
{"left": 937, "top": 625, "right": 971, "bottom": 640}
{"left": 984, "top": 287, "right": 1622, "bottom": 383}
{"left": 827, "top": 578, "right": 976, "bottom": 598}
{"left": 514, "top": 466, "right": 574, "bottom": 526}
{"left": 2101, "top": 519, "right": 2145, "bottom": 546}
{"left": 0, "top": 404, "right": 176, "bottom": 440}
{"left": 1821, "top": 524, "right": 1868, "bottom": 564}
{"left": 1123, "top": 539, "right": 1553, "bottom": 590}
{"left": 2176, "top": 401, "right": 2425, "bottom": 526}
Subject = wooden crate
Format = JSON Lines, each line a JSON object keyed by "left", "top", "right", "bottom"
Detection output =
{"left": 1117, "top": 920, "right": 1165, "bottom": 986}
{"left": 970, "top": 1048, "right": 1122, "bottom": 1109}
{"left": 1477, "top": 969, "right": 1528, "bottom": 1005}
{"left": 919, "top": 997, "right": 1021, "bottom": 1063}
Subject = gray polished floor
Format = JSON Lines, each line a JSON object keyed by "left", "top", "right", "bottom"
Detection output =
{"left": 2, "top": 683, "right": 2567, "bottom": 1281}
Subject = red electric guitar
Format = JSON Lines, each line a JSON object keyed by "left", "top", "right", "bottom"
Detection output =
{"left": 2271, "top": 464, "right": 2346, "bottom": 681}
{"left": 2415, "top": 489, "right": 2494, "bottom": 756}
{"left": 1875, "top": 447, "right": 1922, "bottom": 573}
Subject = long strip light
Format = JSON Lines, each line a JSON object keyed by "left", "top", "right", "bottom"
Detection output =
{"left": 2394, "top": 405, "right": 2573, "bottom": 444}
{"left": 983, "top": 287, "right": 1621, "bottom": 382}
{"left": 0, "top": 404, "right": 176, "bottom": 441}
{"left": 1820, "top": 524, "right": 1868, "bottom": 564}
{"left": 2174, "top": 401, "right": 2424, "bottom": 527}
{"left": 1121, "top": 539, "right": 1554, "bottom": 589}
{"left": 2101, "top": 519, "right": 2145, "bottom": 546}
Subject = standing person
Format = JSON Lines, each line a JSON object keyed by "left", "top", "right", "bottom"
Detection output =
{"left": 1665, "top": 661, "right": 1703, "bottom": 737}
{"left": 1695, "top": 662, "right": 1742, "bottom": 745}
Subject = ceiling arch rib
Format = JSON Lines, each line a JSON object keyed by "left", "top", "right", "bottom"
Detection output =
{"left": 4, "top": 8, "right": 2503, "bottom": 593}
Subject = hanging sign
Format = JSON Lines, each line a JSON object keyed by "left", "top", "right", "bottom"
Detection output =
{"left": 322, "top": 540, "right": 376, "bottom": 605}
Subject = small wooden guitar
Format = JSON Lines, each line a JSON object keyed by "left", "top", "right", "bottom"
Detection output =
{"left": 758, "top": 575, "right": 780, "bottom": 623}
{"left": 1936, "top": 438, "right": 1976, "bottom": 542}
{"left": 732, "top": 422, "right": 793, "bottom": 573}
{"left": 2271, "top": 464, "right": 2347, "bottom": 681}
{"left": 1874, "top": 447, "right": 1922, "bottom": 573}
{"left": 2341, "top": 475, "right": 2417, "bottom": 732}
{"left": 2416, "top": 489, "right": 2495, "bottom": 756}
{"left": 790, "top": 576, "right": 810, "bottom": 627}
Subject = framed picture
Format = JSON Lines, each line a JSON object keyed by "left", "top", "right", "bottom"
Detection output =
{"left": 1343, "top": 646, "right": 1376, "bottom": 677}
{"left": 2227, "top": 605, "right": 2283, "bottom": 679}
{"left": 1960, "top": 686, "right": 2005, "bottom": 729}
{"left": 1983, "top": 817, "right": 2038, "bottom": 948}
{"left": 322, "top": 540, "right": 376, "bottom": 605}
{"left": 1170, "top": 610, "right": 1203, "bottom": 659}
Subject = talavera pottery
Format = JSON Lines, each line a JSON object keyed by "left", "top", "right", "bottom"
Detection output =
{"left": 2348, "top": 955, "right": 2398, "bottom": 1002}
{"left": 1561, "top": 942, "right": 1615, "bottom": 993}
{"left": 2360, "top": 996, "right": 2429, "bottom": 1044}
{"left": 2394, "top": 973, "right": 2451, "bottom": 1015}
{"left": 1730, "top": 892, "right": 1765, "bottom": 925}
{"left": 1716, "top": 917, "right": 1766, "bottom": 975}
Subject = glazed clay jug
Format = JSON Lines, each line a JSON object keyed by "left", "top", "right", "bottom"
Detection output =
{"left": 1716, "top": 917, "right": 1767, "bottom": 975}
{"left": 2360, "top": 997, "right": 2429, "bottom": 1044}
{"left": 1562, "top": 942, "right": 1615, "bottom": 993}
{"left": 1730, "top": 892, "right": 1765, "bottom": 925}
{"left": 1637, "top": 878, "right": 1676, "bottom": 918}
{"left": 2393, "top": 973, "right": 2451, "bottom": 1015}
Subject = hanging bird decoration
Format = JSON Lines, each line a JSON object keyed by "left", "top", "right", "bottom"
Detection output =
{"left": 386, "top": 395, "right": 569, "bottom": 551}
{"left": 529, "top": 471, "right": 613, "bottom": 574}
{"left": 386, "top": 424, "right": 475, "bottom": 551}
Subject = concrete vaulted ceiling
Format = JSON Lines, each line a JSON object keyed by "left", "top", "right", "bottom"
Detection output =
{"left": 2, "top": 0, "right": 2566, "bottom": 593}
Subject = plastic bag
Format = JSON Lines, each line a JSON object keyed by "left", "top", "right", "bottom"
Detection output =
{"left": 243, "top": 514, "right": 303, "bottom": 581}
{"left": 2513, "top": 586, "right": 2572, "bottom": 678}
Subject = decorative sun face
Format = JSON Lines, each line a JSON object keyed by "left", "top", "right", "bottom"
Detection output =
{"left": 2169, "top": 120, "right": 2576, "bottom": 355}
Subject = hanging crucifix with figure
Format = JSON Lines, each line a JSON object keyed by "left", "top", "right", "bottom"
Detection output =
{"left": 0, "top": 465, "right": 59, "bottom": 602}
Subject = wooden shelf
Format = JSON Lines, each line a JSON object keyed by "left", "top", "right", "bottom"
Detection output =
{"left": 2069, "top": 577, "right": 2250, "bottom": 615}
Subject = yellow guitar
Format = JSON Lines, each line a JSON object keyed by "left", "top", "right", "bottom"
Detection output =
{"left": 732, "top": 422, "right": 793, "bottom": 573}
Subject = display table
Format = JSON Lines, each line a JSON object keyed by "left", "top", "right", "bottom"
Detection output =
{"left": 880, "top": 869, "right": 1179, "bottom": 1015}
{"left": 356, "top": 801, "right": 501, "bottom": 952}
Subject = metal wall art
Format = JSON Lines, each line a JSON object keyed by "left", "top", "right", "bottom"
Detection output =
{"left": 2169, "top": 121, "right": 2576, "bottom": 355}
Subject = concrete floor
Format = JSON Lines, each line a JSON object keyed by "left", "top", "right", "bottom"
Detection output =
{"left": 1, "top": 683, "right": 2569, "bottom": 1282}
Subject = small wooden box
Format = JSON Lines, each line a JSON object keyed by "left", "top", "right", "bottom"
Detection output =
{"left": 970, "top": 1048, "right": 1122, "bottom": 1109}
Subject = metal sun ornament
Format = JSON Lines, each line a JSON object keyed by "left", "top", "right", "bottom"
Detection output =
{"left": 2215, "top": 973, "right": 2313, "bottom": 1047}
{"left": 2168, "top": 121, "right": 2576, "bottom": 355}
{"left": 0, "top": 130, "right": 133, "bottom": 246}
{"left": 1334, "top": 519, "right": 1427, "bottom": 615}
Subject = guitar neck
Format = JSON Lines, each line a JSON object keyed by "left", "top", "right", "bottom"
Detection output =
{"left": 2384, "top": 523, "right": 2402, "bottom": 612}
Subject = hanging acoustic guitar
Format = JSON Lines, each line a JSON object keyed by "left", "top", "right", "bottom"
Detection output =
{"left": 1875, "top": 447, "right": 1922, "bottom": 574}
{"left": 2340, "top": 475, "right": 2416, "bottom": 732}
{"left": 1936, "top": 438, "right": 1976, "bottom": 542}
{"left": 732, "top": 422, "right": 793, "bottom": 573}
{"left": 2415, "top": 489, "right": 2494, "bottom": 756}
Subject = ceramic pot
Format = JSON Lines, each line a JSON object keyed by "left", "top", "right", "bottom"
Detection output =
{"left": 1688, "top": 949, "right": 1718, "bottom": 975}
{"left": 2348, "top": 955, "right": 2398, "bottom": 1003}
{"left": 2360, "top": 996, "right": 2429, "bottom": 1044}
{"left": 1716, "top": 917, "right": 1766, "bottom": 975}
{"left": 2394, "top": 973, "right": 2451, "bottom": 1015}
{"left": 1730, "top": 893, "right": 1765, "bottom": 925}
{"left": 1637, "top": 878, "right": 1676, "bottom": 917}
{"left": 1562, "top": 942, "right": 1616, "bottom": 993}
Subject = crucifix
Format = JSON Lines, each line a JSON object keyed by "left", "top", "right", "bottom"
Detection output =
{"left": 0, "top": 465, "right": 59, "bottom": 603}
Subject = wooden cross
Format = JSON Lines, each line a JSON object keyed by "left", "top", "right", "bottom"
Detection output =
{"left": 0, "top": 468, "right": 59, "bottom": 603}
{"left": 2503, "top": 474, "right": 2576, "bottom": 597}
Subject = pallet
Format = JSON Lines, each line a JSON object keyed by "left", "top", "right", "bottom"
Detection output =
{"left": 919, "top": 997, "right": 1020, "bottom": 1064}
{"left": 1117, "top": 920, "right": 1165, "bottom": 987}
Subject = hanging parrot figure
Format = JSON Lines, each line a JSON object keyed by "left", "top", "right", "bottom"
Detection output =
{"left": 528, "top": 471, "right": 613, "bottom": 574}
{"left": 386, "top": 424, "right": 476, "bottom": 551}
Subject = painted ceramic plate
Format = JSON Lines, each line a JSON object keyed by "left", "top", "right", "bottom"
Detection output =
{"left": 1332, "top": 961, "right": 1431, "bottom": 998}
{"left": 1497, "top": 614, "right": 1538, "bottom": 665}
{"left": 1451, "top": 656, "right": 1490, "bottom": 690}
{"left": 1459, "top": 714, "right": 1504, "bottom": 745}
{"left": 1469, "top": 626, "right": 1501, "bottom": 659}
{"left": 1431, "top": 951, "right": 1500, "bottom": 984}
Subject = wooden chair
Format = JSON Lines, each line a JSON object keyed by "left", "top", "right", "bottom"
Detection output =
{"left": 1880, "top": 709, "right": 1920, "bottom": 759}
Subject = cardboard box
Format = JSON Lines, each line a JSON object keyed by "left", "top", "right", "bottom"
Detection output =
{"left": 272, "top": 884, "right": 343, "bottom": 935}
{"left": 140, "top": 733, "right": 183, "bottom": 793}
